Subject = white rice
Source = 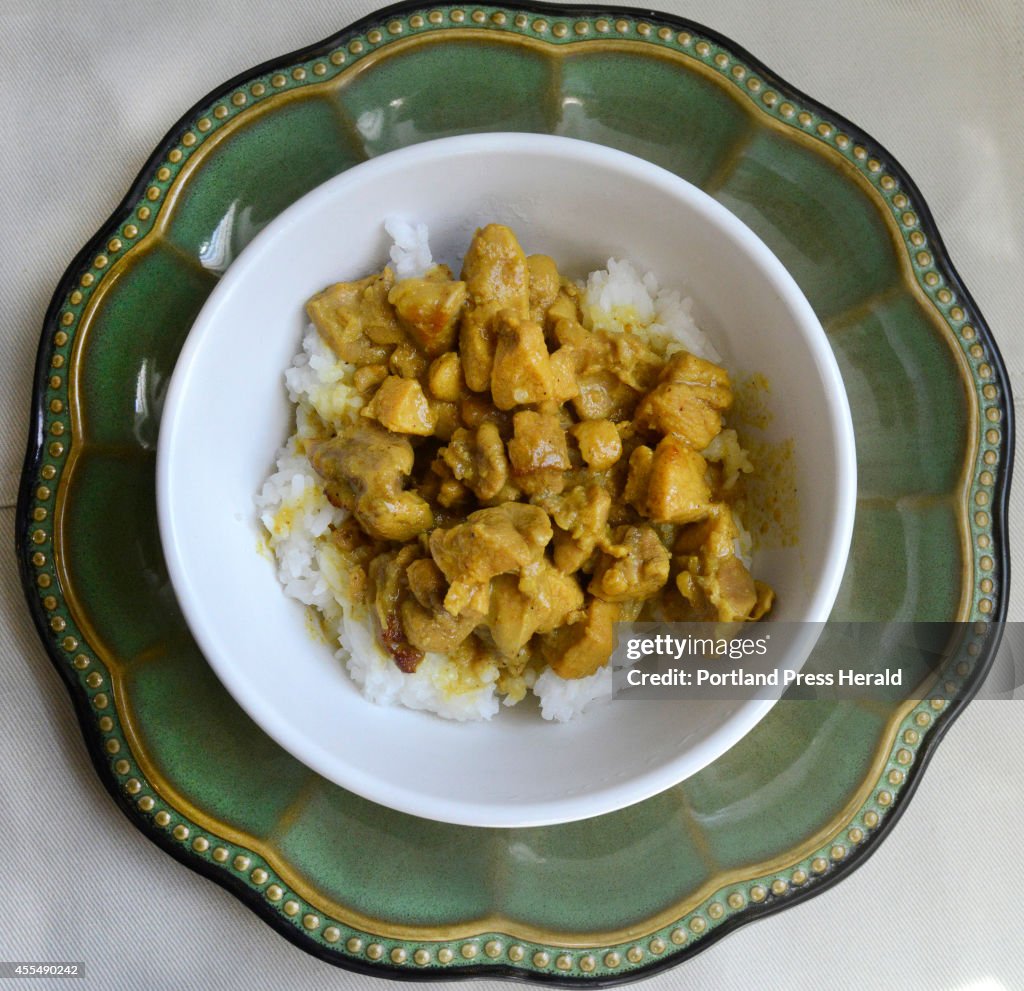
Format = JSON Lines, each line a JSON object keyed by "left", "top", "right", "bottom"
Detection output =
{"left": 255, "top": 441, "right": 344, "bottom": 614}
{"left": 534, "top": 664, "right": 613, "bottom": 722}
{"left": 580, "top": 257, "right": 721, "bottom": 363}
{"left": 384, "top": 217, "right": 433, "bottom": 279}
{"left": 258, "top": 226, "right": 751, "bottom": 722}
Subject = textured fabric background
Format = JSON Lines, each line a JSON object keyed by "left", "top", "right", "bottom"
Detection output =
{"left": 1, "top": 1, "right": 1021, "bottom": 988}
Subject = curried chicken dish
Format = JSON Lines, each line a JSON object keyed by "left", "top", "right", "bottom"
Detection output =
{"left": 257, "top": 223, "right": 774, "bottom": 717}
{"left": 258, "top": 221, "right": 776, "bottom": 719}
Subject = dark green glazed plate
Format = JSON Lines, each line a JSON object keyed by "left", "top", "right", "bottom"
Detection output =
{"left": 17, "top": 2, "right": 1013, "bottom": 983}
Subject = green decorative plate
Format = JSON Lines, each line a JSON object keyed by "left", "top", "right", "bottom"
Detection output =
{"left": 16, "top": 2, "right": 1013, "bottom": 982}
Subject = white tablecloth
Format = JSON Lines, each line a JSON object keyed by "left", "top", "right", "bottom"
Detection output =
{"left": 2, "top": 1, "right": 1021, "bottom": 987}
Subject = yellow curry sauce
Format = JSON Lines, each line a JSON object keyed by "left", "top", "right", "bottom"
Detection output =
{"left": 301, "top": 224, "right": 773, "bottom": 697}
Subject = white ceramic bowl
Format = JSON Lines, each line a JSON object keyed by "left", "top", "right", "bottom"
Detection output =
{"left": 157, "top": 133, "right": 855, "bottom": 828}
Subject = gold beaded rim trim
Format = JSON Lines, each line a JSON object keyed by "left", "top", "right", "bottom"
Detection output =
{"left": 21, "top": 3, "right": 1009, "bottom": 981}
{"left": 58, "top": 686, "right": 962, "bottom": 970}
{"left": 84, "top": 684, "right": 977, "bottom": 980}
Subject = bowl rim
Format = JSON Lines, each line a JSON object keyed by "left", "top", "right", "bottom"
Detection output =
{"left": 155, "top": 130, "right": 857, "bottom": 828}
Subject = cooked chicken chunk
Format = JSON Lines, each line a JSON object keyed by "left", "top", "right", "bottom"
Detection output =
{"left": 389, "top": 275, "right": 468, "bottom": 356}
{"left": 607, "top": 334, "right": 663, "bottom": 392}
{"left": 540, "top": 597, "right": 619, "bottom": 679}
{"left": 589, "top": 524, "right": 671, "bottom": 603}
{"left": 441, "top": 423, "right": 512, "bottom": 502}
{"left": 306, "top": 269, "right": 404, "bottom": 365}
{"left": 536, "top": 484, "right": 611, "bottom": 575}
{"left": 635, "top": 389, "right": 713, "bottom": 448}
{"left": 352, "top": 363, "right": 389, "bottom": 395}
{"left": 406, "top": 557, "right": 448, "bottom": 610}
{"left": 634, "top": 352, "right": 733, "bottom": 448}
{"left": 507, "top": 410, "right": 570, "bottom": 495}
{"left": 624, "top": 435, "right": 711, "bottom": 523}
{"left": 527, "top": 254, "right": 561, "bottom": 324}
{"left": 623, "top": 445, "right": 654, "bottom": 510}
{"left": 427, "top": 352, "right": 465, "bottom": 402}
{"left": 459, "top": 306, "right": 498, "bottom": 394}
{"left": 428, "top": 502, "right": 552, "bottom": 616}
{"left": 490, "top": 311, "right": 555, "bottom": 409}
{"left": 569, "top": 330, "right": 644, "bottom": 421}
{"left": 485, "top": 563, "right": 583, "bottom": 656}
{"left": 456, "top": 394, "right": 510, "bottom": 433}
{"left": 551, "top": 312, "right": 588, "bottom": 348}
{"left": 662, "top": 351, "right": 732, "bottom": 401}
{"left": 570, "top": 419, "right": 622, "bottom": 471}
{"left": 461, "top": 224, "right": 531, "bottom": 310}
{"left": 400, "top": 555, "right": 480, "bottom": 655}
{"left": 401, "top": 598, "right": 479, "bottom": 654}
{"left": 544, "top": 290, "right": 582, "bottom": 335}
{"left": 309, "top": 423, "right": 432, "bottom": 542}
{"left": 428, "top": 457, "right": 470, "bottom": 508}
{"left": 706, "top": 556, "right": 758, "bottom": 622}
{"left": 645, "top": 438, "right": 711, "bottom": 523}
{"left": 675, "top": 504, "right": 769, "bottom": 622}
{"left": 459, "top": 224, "right": 531, "bottom": 391}
{"left": 361, "top": 376, "right": 436, "bottom": 436}
{"left": 548, "top": 346, "right": 580, "bottom": 403}
{"left": 388, "top": 341, "right": 428, "bottom": 380}
{"left": 537, "top": 484, "right": 611, "bottom": 545}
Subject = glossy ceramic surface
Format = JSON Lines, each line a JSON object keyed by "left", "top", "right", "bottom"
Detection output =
{"left": 16, "top": 2, "right": 1012, "bottom": 982}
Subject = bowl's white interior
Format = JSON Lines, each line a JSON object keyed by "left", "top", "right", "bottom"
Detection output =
{"left": 157, "top": 133, "right": 855, "bottom": 827}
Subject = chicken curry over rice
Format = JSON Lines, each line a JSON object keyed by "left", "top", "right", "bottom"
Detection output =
{"left": 298, "top": 224, "right": 773, "bottom": 700}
